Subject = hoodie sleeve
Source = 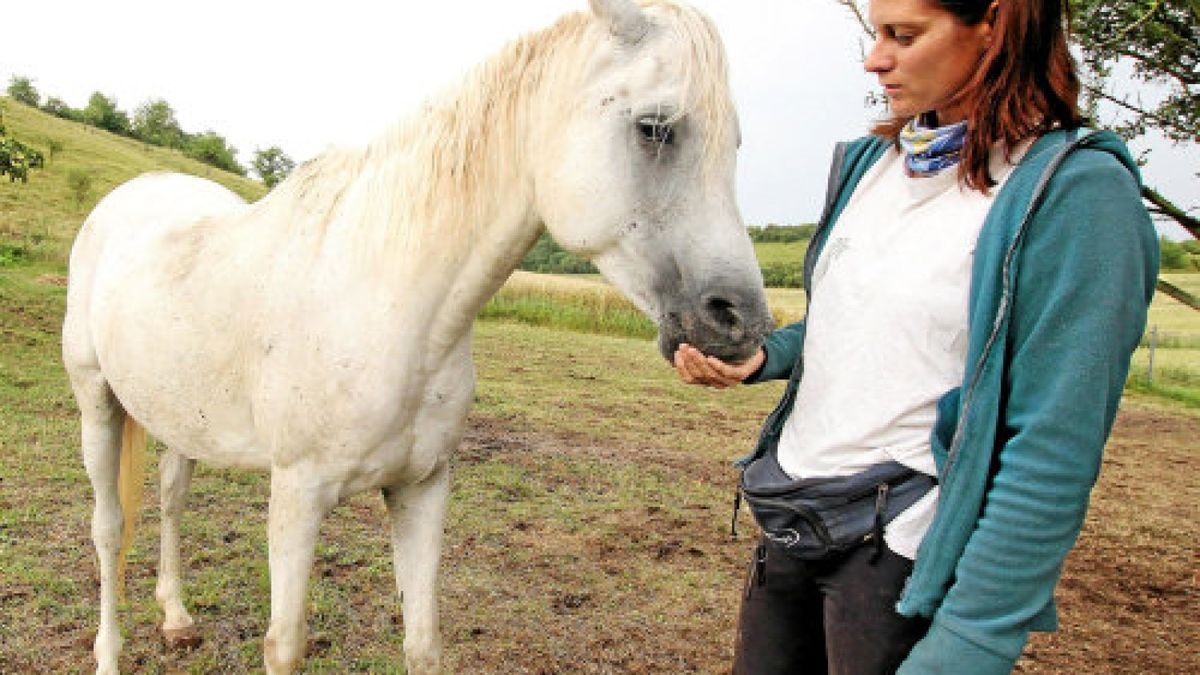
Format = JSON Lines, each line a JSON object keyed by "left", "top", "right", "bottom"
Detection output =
{"left": 899, "top": 145, "right": 1159, "bottom": 672}
{"left": 743, "top": 320, "right": 806, "bottom": 383}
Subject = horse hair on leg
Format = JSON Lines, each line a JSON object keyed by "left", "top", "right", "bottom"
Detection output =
{"left": 263, "top": 470, "right": 338, "bottom": 675}
{"left": 156, "top": 449, "right": 200, "bottom": 648}
{"left": 383, "top": 462, "right": 451, "bottom": 675}
{"left": 73, "top": 374, "right": 127, "bottom": 675}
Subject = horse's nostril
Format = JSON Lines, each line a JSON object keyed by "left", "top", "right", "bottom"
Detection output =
{"left": 704, "top": 295, "right": 742, "bottom": 330}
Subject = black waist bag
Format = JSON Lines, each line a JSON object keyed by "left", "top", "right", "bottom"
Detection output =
{"left": 739, "top": 454, "right": 936, "bottom": 560}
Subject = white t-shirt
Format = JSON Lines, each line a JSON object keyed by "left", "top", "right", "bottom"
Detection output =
{"left": 778, "top": 145, "right": 1021, "bottom": 559}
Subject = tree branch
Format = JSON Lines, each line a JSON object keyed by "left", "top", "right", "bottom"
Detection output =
{"left": 1083, "top": 83, "right": 1183, "bottom": 131}
{"left": 1094, "top": 0, "right": 1163, "bottom": 49}
{"left": 1144, "top": 185, "right": 1200, "bottom": 239}
{"left": 835, "top": 0, "right": 875, "bottom": 38}
{"left": 1157, "top": 278, "right": 1200, "bottom": 312}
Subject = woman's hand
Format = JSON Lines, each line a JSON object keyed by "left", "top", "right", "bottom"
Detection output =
{"left": 673, "top": 344, "right": 765, "bottom": 389}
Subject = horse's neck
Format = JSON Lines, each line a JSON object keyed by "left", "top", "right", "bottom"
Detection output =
{"left": 276, "top": 16, "right": 589, "bottom": 354}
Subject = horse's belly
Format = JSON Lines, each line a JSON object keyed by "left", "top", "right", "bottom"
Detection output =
{"left": 101, "top": 335, "right": 269, "bottom": 470}
{"left": 90, "top": 276, "right": 268, "bottom": 469}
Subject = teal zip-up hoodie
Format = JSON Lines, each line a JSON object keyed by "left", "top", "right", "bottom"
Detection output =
{"left": 743, "top": 129, "right": 1159, "bottom": 673}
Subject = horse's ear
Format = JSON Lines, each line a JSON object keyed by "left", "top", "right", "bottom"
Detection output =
{"left": 588, "top": 0, "right": 651, "bottom": 45}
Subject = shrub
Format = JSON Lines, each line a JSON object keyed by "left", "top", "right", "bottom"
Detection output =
{"left": 0, "top": 243, "right": 30, "bottom": 267}
{"left": 760, "top": 262, "right": 805, "bottom": 288}
{"left": 519, "top": 234, "right": 597, "bottom": 274}
{"left": 1160, "top": 237, "right": 1190, "bottom": 270}
{"left": 7, "top": 76, "right": 40, "bottom": 107}
{"left": 67, "top": 169, "right": 94, "bottom": 209}
{"left": 748, "top": 224, "right": 816, "bottom": 243}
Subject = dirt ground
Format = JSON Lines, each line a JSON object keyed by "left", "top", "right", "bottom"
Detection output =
{"left": 2, "top": 403, "right": 1194, "bottom": 674}
{"left": 437, "top": 403, "right": 1199, "bottom": 674}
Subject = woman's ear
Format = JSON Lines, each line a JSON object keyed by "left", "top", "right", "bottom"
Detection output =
{"left": 979, "top": 0, "right": 1001, "bottom": 50}
{"left": 985, "top": 0, "right": 1000, "bottom": 27}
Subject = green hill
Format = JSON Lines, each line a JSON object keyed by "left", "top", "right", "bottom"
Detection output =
{"left": 0, "top": 97, "right": 267, "bottom": 266}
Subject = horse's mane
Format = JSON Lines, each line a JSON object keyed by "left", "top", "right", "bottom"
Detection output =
{"left": 253, "top": 1, "right": 733, "bottom": 255}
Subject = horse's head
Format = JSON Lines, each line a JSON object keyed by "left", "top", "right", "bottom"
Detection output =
{"left": 532, "top": 0, "right": 773, "bottom": 364}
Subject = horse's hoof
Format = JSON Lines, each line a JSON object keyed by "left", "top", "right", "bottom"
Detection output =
{"left": 162, "top": 625, "right": 202, "bottom": 649}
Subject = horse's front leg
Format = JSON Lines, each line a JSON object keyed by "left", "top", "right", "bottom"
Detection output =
{"left": 263, "top": 468, "right": 338, "bottom": 675}
{"left": 155, "top": 449, "right": 199, "bottom": 647}
{"left": 383, "top": 460, "right": 451, "bottom": 675}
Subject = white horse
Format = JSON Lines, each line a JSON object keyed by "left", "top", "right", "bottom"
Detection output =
{"left": 62, "top": 1, "right": 771, "bottom": 672}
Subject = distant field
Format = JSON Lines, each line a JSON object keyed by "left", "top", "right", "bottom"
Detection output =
{"left": 752, "top": 240, "right": 807, "bottom": 266}
{"left": 487, "top": 271, "right": 810, "bottom": 337}
{"left": 487, "top": 270, "right": 1199, "bottom": 404}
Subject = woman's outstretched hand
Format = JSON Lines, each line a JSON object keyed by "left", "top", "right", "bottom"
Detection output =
{"left": 673, "top": 344, "right": 765, "bottom": 389}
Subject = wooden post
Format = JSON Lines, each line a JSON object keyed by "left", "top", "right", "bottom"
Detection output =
{"left": 1147, "top": 325, "right": 1158, "bottom": 384}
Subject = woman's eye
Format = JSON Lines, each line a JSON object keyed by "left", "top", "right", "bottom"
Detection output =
{"left": 890, "top": 29, "right": 915, "bottom": 46}
{"left": 638, "top": 119, "right": 675, "bottom": 145}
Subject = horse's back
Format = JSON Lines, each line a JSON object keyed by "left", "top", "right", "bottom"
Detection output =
{"left": 72, "top": 172, "right": 246, "bottom": 256}
{"left": 63, "top": 172, "right": 248, "bottom": 367}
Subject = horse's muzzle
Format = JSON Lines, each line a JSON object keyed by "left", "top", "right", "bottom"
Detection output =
{"left": 657, "top": 290, "right": 774, "bottom": 364}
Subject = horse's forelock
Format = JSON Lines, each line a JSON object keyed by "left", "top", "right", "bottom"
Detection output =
{"left": 657, "top": 2, "right": 736, "bottom": 172}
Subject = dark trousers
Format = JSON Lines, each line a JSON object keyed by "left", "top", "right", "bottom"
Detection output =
{"left": 732, "top": 539, "right": 930, "bottom": 675}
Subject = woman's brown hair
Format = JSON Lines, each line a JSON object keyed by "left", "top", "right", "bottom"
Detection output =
{"left": 873, "top": 0, "right": 1086, "bottom": 191}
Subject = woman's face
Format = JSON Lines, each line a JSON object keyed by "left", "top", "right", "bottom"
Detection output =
{"left": 865, "top": 0, "right": 994, "bottom": 124}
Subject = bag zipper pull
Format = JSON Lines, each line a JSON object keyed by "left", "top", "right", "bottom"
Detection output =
{"left": 755, "top": 541, "right": 768, "bottom": 587}
{"left": 869, "top": 483, "right": 889, "bottom": 563}
{"left": 731, "top": 486, "right": 743, "bottom": 539}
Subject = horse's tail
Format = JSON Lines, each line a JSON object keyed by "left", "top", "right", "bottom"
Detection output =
{"left": 117, "top": 414, "right": 147, "bottom": 599}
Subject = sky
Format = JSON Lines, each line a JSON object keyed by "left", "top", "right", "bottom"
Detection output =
{"left": 2, "top": 0, "right": 1195, "bottom": 233}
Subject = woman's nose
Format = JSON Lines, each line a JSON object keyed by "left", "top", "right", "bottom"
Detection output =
{"left": 864, "top": 40, "right": 891, "bottom": 73}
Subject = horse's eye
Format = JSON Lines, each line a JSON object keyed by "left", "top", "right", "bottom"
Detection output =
{"left": 637, "top": 118, "right": 675, "bottom": 145}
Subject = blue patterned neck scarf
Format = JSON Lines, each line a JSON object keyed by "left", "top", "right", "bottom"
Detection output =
{"left": 898, "top": 118, "right": 968, "bottom": 176}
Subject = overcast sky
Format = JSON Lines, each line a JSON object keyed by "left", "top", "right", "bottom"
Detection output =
{"left": 3, "top": 0, "right": 1194, "bottom": 232}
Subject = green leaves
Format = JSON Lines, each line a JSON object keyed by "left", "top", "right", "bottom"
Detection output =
{"left": 251, "top": 146, "right": 296, "bottom": 188}
{"left": 1072, "top": 0, "right": 1199, "bottom": 143}
{"left": 0, "top": 110, "right": 45, "bottom": 183}
{"left": 6, "top": 76, "right": 39, "bottom": 108}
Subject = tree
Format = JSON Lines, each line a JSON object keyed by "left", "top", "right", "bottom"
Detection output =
{"left": 1073, "top": 0, "right": 1199, "bottom": 309}
{"left": 6, "top": 76, "right": 40, "bottom": 107}
{"left": 185, "top": 131, "right": 245, "bottom": 175}
{"left": 41, "top": 97, "right": 78, "bottom": 121}
{"left": 0, "top": 110, "right": 45, "bottom": 183}
{"left": 251, "top": 146, "right": 296, "bottom": 188}
{"left": 1159, "top": 237, "right": 1191, "bottom": 270}
{"left": 518, "top": 234, "right": 598, "bottom": 273}
{"left": 83, "top": 92, "right": 132, "bottom": 135}
{"left": 1073, "top": 0, "right": 1198, "bottom": 145}
{"left": 132, "top": 98, "right": 184, "bottom": 148}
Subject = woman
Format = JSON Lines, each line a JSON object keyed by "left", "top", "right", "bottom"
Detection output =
{"left": 674, "top": 0, "right": 1159, "bottom": 673}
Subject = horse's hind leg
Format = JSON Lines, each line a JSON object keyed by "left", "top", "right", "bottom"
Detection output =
{"left": 71, "top": 372, "right": 127, "bottom": 674}
{"left": 155, "top": 449, "right": 200, "bottom": 647}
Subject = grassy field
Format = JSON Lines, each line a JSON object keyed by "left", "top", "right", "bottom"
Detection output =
{"left": 487, "top": 269, "right": 1200, "bottom": 407}
{"left": 0, "top": 97, "right": 265, "bottom": 264}
{"left": 1, "top": 257, "right": 1197, "bottom": 673}
{"left": 1, "top": 98, "right": 1197, "bottom": 673}
{"left": 1127, "top": 273, "right": 1200, "bottom": 405}
{"left": 751, "top": 240, "right": 807, "bottom": 267}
